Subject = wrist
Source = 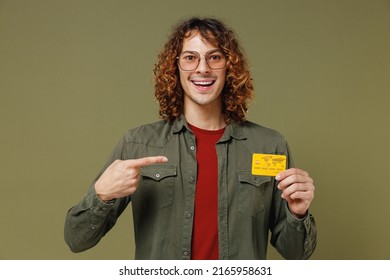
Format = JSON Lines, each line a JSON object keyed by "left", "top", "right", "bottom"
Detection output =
{"left": 94, "top": 181, "right": 114, "bottom": 203}
{"left": 287, "top": 205, "right": 308, "bottom": 219}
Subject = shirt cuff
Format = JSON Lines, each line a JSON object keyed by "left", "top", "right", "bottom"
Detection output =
{"left": 85, "top": 185, "right": 117, "bottom": 215}
{"left": 285, "top": 204, "right": 311, "bottom": 232}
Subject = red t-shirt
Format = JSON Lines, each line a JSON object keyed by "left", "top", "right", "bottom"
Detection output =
{"left": 189, "top": 124, "right": 225, "bottom": 260}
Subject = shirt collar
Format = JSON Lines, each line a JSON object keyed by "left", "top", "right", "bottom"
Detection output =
{"left": 172, "top": 115, "right": 188, "bottom": 134}
{"left": 220, "top": 121, "right": 246, "bottom": 142}
{"left": 172, "top": 115, "right": 246, "bottom": 141}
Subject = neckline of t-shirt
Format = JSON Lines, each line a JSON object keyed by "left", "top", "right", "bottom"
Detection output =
{"left": 188, "top": 123, "right": 226, "bottom": 135}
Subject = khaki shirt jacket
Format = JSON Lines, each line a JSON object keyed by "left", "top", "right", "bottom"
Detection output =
{"left": 64, "top": 115, "right": 317, "bottom": 259}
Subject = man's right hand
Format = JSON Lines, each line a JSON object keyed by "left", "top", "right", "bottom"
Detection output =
{"left": 94, "top": 156, "right": 168, "bottom": 202}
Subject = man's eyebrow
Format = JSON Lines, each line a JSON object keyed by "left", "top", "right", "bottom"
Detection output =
{"left": 207, "top": 49, "right": 223, "bottom": 53}
{"left": 181, "top": 48, "right": 222, "bottom": 54}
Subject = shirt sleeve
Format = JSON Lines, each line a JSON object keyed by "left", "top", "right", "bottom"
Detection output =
{"left": 64, "top": 135, "right": 131, "bottom": 253}
{"left": 64, "top": 186, "right": 130, "bottom": 252}
{"left": 277, "top": 205, "right": 317, "bottom": 259}
{"left": 269, "top": 141, "right": 317, "bottom": 259}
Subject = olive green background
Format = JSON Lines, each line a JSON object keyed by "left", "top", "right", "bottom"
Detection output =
{"left": 1, "top": 0, "right": 389, "bottom": 260}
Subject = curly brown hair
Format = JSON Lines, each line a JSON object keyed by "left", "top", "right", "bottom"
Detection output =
{"left": 153, "top": 17, "right": 254, "bottom": 124}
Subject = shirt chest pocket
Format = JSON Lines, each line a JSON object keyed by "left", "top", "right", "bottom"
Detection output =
{"left": 237, "top": 171, "right": 272, "bottom": 217}
{"left": 139, "top": 164, "right": 177, "bottom": 210}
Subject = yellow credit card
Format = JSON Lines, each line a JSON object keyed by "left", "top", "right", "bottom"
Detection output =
{"left": 252, "top": 154, "right": 287, "bottom": 176}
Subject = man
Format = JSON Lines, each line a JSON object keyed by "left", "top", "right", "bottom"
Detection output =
{"left": 64, "top": 17, "right": 316, "bottom": 260}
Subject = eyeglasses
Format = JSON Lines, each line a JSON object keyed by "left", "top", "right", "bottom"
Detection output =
{"left": 177, "top": 49, "right": 227, "bottom": 71}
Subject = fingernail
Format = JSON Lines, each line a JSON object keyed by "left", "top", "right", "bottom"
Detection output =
{"left": 275, "top": 174, "right": 281, "bottom": 180}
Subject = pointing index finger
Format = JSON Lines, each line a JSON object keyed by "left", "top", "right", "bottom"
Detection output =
{"left": 127, "top": 156, "right": 168, "bottom": 168}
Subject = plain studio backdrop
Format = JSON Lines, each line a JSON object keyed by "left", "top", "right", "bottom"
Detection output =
{"left": 0, "top": 0, "right": 389, "bottom": 259}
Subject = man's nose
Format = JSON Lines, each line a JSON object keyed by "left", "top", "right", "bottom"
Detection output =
{"left": 196, "top": 57, "right": 211, "bottom": 73}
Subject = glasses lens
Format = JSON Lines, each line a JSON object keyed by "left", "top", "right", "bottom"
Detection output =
{"left": 179, "top": 52, "right": 200, "bottom": 71}
{"left": 206, "top": 51, "right": 226, "bottom": 69}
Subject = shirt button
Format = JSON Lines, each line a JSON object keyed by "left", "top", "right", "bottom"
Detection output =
{"left": 186, "top": 213, "right": 192, "bottom": 219}
{"left": 190, "top": 146, "right": 195, "bottom": 151}
{"left": 155, "top": 173, "right": 161, "bottom": 179}
{"left": 183, "top": 251, "right": 189, "bottom": 256}
{"left": 188, "top": 176, "right": 195, "bottom": 183}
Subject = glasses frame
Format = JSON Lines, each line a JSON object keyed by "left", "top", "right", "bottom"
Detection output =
{"left": 176, "top": 49, "right": 227, "bottom": 71}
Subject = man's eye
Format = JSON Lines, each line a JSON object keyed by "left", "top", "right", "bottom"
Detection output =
{"left": 184, "top": 55, "right": 196, "bottom": 61}
{"left": 209, "top": 55, "right": 221, "bottom": 61}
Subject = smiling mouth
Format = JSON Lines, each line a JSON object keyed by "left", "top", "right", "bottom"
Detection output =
{"left": 191, "top": 80, "right": 215, "bottom": 87}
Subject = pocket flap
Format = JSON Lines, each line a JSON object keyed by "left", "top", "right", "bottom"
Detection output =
{"left": 237, "top": 170, "right": 271, "bottom": 187}
{"left": 141, "top": 164, "right": 177, "bottom": 182}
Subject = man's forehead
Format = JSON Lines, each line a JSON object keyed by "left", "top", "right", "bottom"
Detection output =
{"left": 182, "top": 30, "right": 218, "bottom": 49}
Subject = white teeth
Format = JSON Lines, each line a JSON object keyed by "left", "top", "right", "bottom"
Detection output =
{"left": 193, "top": 81, "right": 213, "bottom": 86}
